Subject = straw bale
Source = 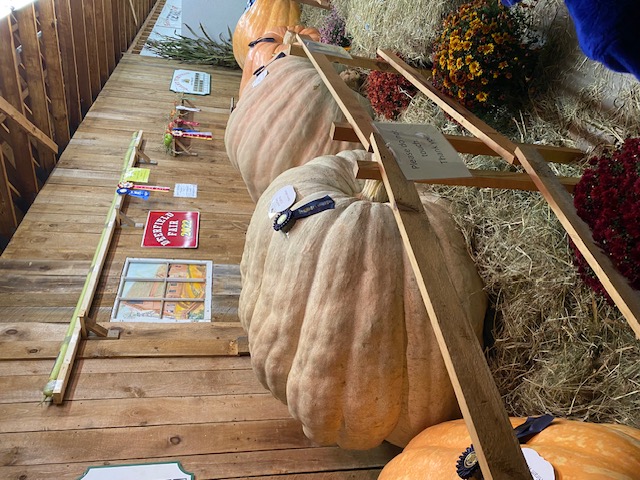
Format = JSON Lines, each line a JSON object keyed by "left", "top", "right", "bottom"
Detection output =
{"left": 298, "top": 0, "right": 640, "bottom": 427}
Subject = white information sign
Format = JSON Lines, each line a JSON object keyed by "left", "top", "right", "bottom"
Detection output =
{"left": 302, "top": 39, "right": 352, "bottom": 59}
{"left": 269, "top": 184, "right": 296, "bottom": 218}
{"left": 252, "top": 69, "right": 269, "bottom": 87}
{"left": 79, "top": 462, "right": 194, "bottom": 480}
{"left": 170, "top": 70, "right": 211, "bottom": 95}
{"left": 374, "top": 123, "right": 471, "bottom": 181}
{"left": 174, "top": 183, "right": 198, "bottom": 198}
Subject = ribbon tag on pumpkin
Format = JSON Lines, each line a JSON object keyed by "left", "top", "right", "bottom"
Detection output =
{"left": 273, "top": 195, "right": 335, "bottom": 233}
{"left": 456, "top": 415, "right": 555, "bottom": 479}
{"left": 253, "top": 52, "right": 287, "bottom": 88}
{"left": 522, "top": 448, "right": 555, "bottom": 480}
{"left": 269, "top": 185, "right": 297, "bottom": 219}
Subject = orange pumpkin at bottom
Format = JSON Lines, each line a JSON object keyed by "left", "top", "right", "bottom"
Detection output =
{"left": 378, "top": 417, "right": 640, "bottom": 480}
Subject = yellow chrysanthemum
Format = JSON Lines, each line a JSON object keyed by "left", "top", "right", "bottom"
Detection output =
{"left": 469, "top": 61, "right": 482, "bottom": 76}
{"left": 476, "top": 92, "right": 488, "bottom": 102}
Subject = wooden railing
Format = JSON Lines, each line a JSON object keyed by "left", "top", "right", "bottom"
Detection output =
{"left": 0, "top": 0, "right": 156, "bottom": 244}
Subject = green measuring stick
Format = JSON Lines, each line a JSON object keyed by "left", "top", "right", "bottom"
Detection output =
{"left": 43, "top": 131, "right": 140, "bottom": 399}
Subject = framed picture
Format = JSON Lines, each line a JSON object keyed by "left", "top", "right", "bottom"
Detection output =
{"left": 111, "top": 258, "right": 213, "bottom": 323}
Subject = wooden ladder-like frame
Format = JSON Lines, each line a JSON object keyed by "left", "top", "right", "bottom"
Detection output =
{"left": 293, "top": 35, "right": 640, "bottom": 480}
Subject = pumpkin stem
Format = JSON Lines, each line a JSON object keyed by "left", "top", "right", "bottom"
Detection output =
{"left": 359, "top": 179, "right": 389, "bottom": 203}
{"left": 282, "top": 30, "right": 297, "bottom": 45}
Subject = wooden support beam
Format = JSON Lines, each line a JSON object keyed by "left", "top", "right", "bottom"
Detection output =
{"left": 69, "top": 0, "right": 92, "bottom": 114}
{"left": 102, "top": 0, "right": 116, "bottom": 73}
{"left": 53, "top": 0, "right": 82, "bottom": 133}
{"left": 371, "top": 133, "right": 532, "bottom": 479}
{"left": 110, "top": 0, "right": 122, "bottom": 62}
{"left": 331, "top": 122, "right": 585, "bottom": 164}
{"left": 135, "top": 147, "right": 157, "bottom": 165}
{"left": 354, "top": 160, "right": 578, "bottom": 192}
{"left": 14, "top": 3, "right": 58, "bottom": 172}
{"left": 117, "top": 0, "right": 128, "bottom": 55}
{"left": 298, "top": 36, "right": 532, "bottom": 480}
{"left": 297, "top": 34, "right": 376, "bottom": 150}
{"left": 515, "top": 146, "right": 640, "bottom": 338}
{"left": 377, "top": 49, "right": 521, "bottom": 164}
{"left": 36, "top": 0, "right": 71, "bottom": 150}
{"left": 93, "top": 0, "right": 110, "bottom": 87}
{"left": 82, "top": 0, "right": 102, "bottom": 99}
{"left": 0, "top": 96, "right": 58, "bottom": 154}
{"left": 0, "top": 148, "right": 18, "bottom": 237}
{"left": 128, "top": 0, "right": 139, "bottom": 27}
{"left": 287, "top": 43, "right": 432, "bottom": 77}
{"left": 0, "top": 16, "right": 39, "bottom": 203}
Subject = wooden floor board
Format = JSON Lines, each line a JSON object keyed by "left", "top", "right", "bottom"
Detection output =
{"left": 0, "top": 393, "right": 291, "bottom": 433}
{"left": 0, "top": 52, "right": 399, "bottom": 476}
{"left": 0, "top": 419, "right": 318, "bottom": 465}
{"left": 0, "top": 446, "right": 397, "bottom": 480}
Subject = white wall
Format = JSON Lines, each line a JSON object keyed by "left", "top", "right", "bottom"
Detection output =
{"left": 181, "top": 0, "right": 246, "bottom": 40}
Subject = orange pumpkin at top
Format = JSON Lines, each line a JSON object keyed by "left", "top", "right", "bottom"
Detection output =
{"left": 378, "top": 417, "right": 640, "bottom": 480}
{"left": 239, "top": 25, "right": 320, "bottom": 97}
{"left": 233, "top": 0, "right": 301, "bottom": 69}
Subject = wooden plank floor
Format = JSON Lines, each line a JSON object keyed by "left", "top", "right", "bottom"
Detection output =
{"left": 0, "top": 54, "right": 399, "bottom": 479}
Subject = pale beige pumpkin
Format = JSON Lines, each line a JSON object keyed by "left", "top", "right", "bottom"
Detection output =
{"left": 225, "top": 56, "right": 367, "bottom": 202}
{"left": 239, "top": 25, "right": 320, "bottom": 97}
{"left": 233, "top": 0, "right": 301, "bottom": 69}
{"left": 240, "top": 151, "right": 487, "bottom": 449}
{"left": 379, "top": 417, "right": 640, "bottom": 479}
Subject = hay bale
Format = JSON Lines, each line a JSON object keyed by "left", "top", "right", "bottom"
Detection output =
{"left": 311, "top": 0, "right": 466, "bottom": 61}
{"left": 305, "top": 0, "right": 640, "bottom": 428}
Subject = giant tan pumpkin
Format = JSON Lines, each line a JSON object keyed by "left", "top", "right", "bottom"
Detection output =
{"left": 239, "top": 25, "right": 320, "bottom": 97}
{"left": 240, "top": 151, "right": 488, "bottom": 449}
{"left": 233, "top": 0, "right": 301, "bottom": 69}
{"left": 378, "top": 417, "right": 640, "bottom": 479}
{"left": 225, "top": 56, "right": 367, "bottom": 202}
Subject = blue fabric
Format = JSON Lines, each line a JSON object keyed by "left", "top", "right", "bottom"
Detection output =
{"left": 499, "top": 0, "right": 640, "bottom": 80}
{"left": 565, "top": 0, "right": 640, "bottom": 80}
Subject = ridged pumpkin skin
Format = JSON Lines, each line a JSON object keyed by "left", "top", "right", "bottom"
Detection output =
{"left": 240, "top": 152, "right": 487, "bottom": 449}
{"left": 239, "top": 25, "right": 320, "bottom": 97}
{"left": 379, "top": 417, "right": 640, "bottom": 479}
{"left": 225, "top": 56, "right": 366, "bottom": 202}
{"left": 233, "top": 0, "right": 301, "bottom": 69}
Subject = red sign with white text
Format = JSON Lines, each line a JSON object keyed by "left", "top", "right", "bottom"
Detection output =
{"left": 142, "top": 211, "right": 200, "bottom": 248}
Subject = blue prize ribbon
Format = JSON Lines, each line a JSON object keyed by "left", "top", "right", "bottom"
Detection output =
{"left": 456, "top": 415, "right": 555, "bottom": 479}
{"left": 248, "top": 37, "right": 276, "bottom": 48}
{"left": 116, "top": 188, "right": 150, "bottom": 200}
{"left": 253, "top": 52, "right": 287, "bottom": 77}
{"left": 273, "top": 195, "right": 335, "bottom": 233}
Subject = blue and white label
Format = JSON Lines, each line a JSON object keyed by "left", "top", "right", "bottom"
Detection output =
{"left": 268, "top": 185, "right": 296, "bottom": 218}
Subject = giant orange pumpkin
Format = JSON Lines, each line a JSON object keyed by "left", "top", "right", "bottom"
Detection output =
{"left": 233, "top": 0, "right": 301, "bottom": 69}
{"left": 378, "top": 417, "right": 640, "bottom": 479}
{"left": 239, "top": 25, "right": 320, "bottom": 97}
{"left": 240, "top": 151, "right": 487, "bottom": 449}
{"left": 225, "top": 56, "right": 370, "bottom": 202}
